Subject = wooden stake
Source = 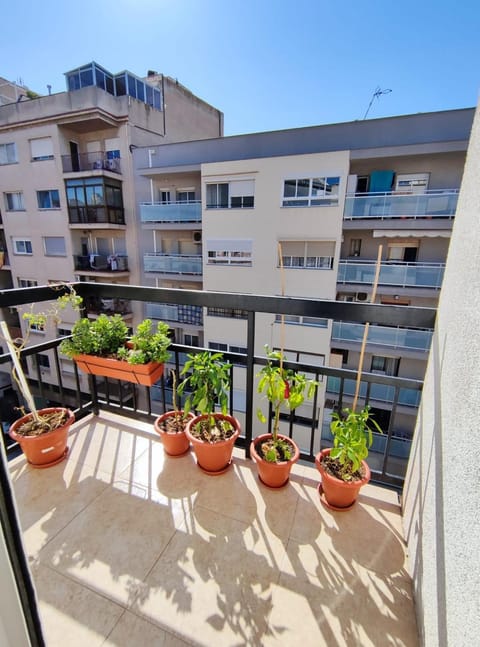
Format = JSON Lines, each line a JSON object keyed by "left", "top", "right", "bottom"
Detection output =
{"left": 277, "top": 242, "right": 286, "bottom": 373}
{"left": 352, "top": 245, "right": 383, "bottom": 412}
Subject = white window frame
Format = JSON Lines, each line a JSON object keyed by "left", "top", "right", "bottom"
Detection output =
{"left": 207, "top": 239, "right": 253, "bottom": 266}
{"left": 29, "top": 137, "right": 54, "bottom": 161}
{"left": 0, "top": 142, "right": 17, "bottom": 165}
{"left": 43, "top": 237, "right": 67, "bottom": 256}
{"left": 282, "top": 176, "right": 340, "bottom": 207}
{"left": 37, "top": 189, "right": 60, "bottom": 210}
{"left": 279, "top": 241, "right": 335, "bottom": 270}
{"left": 275, "top": 314, "right": 329, "bottom": 328}
{"left": 205, "top": 180, "right": 255, "bottom": 209}
{"left": 13, "top": 238, "right": 32, "bottom": 255}
{"left": 18, "top": 278, "right": 38, "bottom": 288}
{"left": 4, "top": 191, "right": 25, "bottom": 211}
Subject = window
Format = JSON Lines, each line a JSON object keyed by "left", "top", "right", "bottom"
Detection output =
{"left": 18, "top": 279, "right": 38, "bottom": 288}
{"left": 13, "top": 239, "right": 32, "bottom": 255}
{"left": 371, "top": 356, "right": 400, "bottom": 376}
{"left": 5, "top": 192, "right": 24, "bottom": 211}
{"left": 57, "top": 328, "right": 71, "bottom": 338}
{"left": 30, "top": 137, "right": 54, "bottom": 161}
{"left": 229, "top": 345, "right": 247, "bottom": 355}
{"left": 37, "top": 354, "right": 50, "bottom": 369}
{"left": 207, "top": 307, "right": 248, "bottom": 319}
{"left": 207, "top": 239, "right": 253, "bottom": 266}
{"left": 283, "top": 176, "right": 340, "bottom": 206}
{"left": 279, "top": 241, "right": 335, "bottom": 270}
{"left": 28, "top": 322, "right": 45, "bottom": 333}
{"left": 177, "top": 190, "right": 195, "bottom": 203}
{"left": 184, "top": 334, "right": 199, "bottom": 347}
{"left": 349, "top": 238, "right": 362, "bottom": 256}
{"left": 275, "top": 314, "right": 328, "bottom": 328}
{"left": 208, "top": 341, "right": 228, "bottom": 352}
{"left": 66, "top": 177, "right": 124, "bottom": 225}
{"left": 44, "top": 237, "right": 66, "bottom": 256}
{"left": 331, "top": 348, "right": 348, "bottom": 365}
{"left": 0, "top": 143, "right": 17, "bottom": 165}
{"left": 37, "top": 190, "right": 60, "bottom": 209}
{"left": 395, "top": 173, "right": 429, "bottom": 194}
{"left": 206, "top": 180, "right": 254, "bottom": 209}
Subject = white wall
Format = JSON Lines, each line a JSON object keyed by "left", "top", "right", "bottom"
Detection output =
{"left": 402, "top": 104, "right": 479, "bottom": 646}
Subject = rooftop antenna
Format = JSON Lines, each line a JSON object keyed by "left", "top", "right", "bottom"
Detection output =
{"left": 363, "top": 86, "right": 392, "bottom": 120}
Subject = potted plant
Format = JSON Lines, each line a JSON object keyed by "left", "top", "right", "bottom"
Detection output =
{"left": 2, "top": 287, "right": 82, "bottom": 468}
{"left": 252, "top": 346, "right": 318, "bottom": 488}
{"left": 154, "top": 369, "right": 194, "bottom": 456}
{"left": 315, "top": 405, "right": 382, "bottom": 510}
{"left": 60, "top": 315, "right": 171, "bottom": 386}
{"left": 178, "top": 351, "right": 240, "bottom": 474}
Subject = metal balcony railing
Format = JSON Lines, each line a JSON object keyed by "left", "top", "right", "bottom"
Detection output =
{"left": 62, "top": 152, "right": 121, "bottom": 174}
{"left": 74, "top": 254, "right": 129, "bottom": 272}
{"left": 338, "top": 260, "right": 445, "bottom": 289}
{"left": 140, "top": 201, "right": 201, "bottom": 223}
{"left": 144, "top": 253, "right": 203, "bottom": 274}
{"left": 344, "top": 189, "right": 459, "bottom": 219}
{"left": 332, "top": 321, "right": 433, "bottom": 351}
{"left": 0, "top": 283, "right": 436, "bottom": 489}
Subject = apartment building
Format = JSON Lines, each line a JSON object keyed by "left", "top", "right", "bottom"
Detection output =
{"left": 0, "top": 61, "right": 223, "bottom": 405}
{"left": 133, "top": 107, "right": 474, "bottom": 466}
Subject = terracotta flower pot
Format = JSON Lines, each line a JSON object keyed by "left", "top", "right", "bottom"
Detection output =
{"left": 9, "top": 408, "right": 75, "bottom": 469}
{"left": 315, "top": 447, "right": 371, "bottom": 510}
{"left": 154, "top": 410, "right": 194, "bottom": 456}
{"left": 185, "top": 413, "right": 240, "bottom": 475}
{"left": 250, "top": 433, "right": 299, "bottom": 488}
{"left": 73, "top": 353, "right": 164, "bottom": 386}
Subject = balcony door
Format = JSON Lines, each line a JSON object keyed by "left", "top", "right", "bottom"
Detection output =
{"left": 69, "top": 141, "right": 80, "bottom": 172}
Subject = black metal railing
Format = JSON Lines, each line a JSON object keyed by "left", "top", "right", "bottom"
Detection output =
{"left": 0, "top": 283, "right": 436, "bottom": 489}
{"left": 61, "top": 152, "right": 121, "bottom": 174}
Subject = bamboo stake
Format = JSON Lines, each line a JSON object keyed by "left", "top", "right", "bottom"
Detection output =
{"left": 351, "top": 245, "right": 383, "bottom": 412}
{"left": 0, "top": 320, "right": 38, "bottom": 417}
{"left": 277, "top": 242, "right": 286, "bottom": 374}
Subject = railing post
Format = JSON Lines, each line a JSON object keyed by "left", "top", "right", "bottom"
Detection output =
{"left": 244, "top": 311, "right": 256, "bottom": 458}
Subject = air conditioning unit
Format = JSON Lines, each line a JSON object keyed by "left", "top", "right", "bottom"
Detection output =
{"left": 193, "top": 231, "right": 202, "bottom": 243}
{"left": 105, "top": 159, "right": 117, "bottom": 171}
{"left": 356, "top": 292, "right": 369, "bottom": 302}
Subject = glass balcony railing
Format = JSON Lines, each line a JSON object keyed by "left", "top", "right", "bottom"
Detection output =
{"left": 326, "top": 376, "right": 422, "bottom": 407}
{"left": 332, "top": 321, "right": 433, "bottom": 351}
{"left": 143, "top": 253, "right": 202, "bottom": 274}
{"left": 140, "top": 201, "right": 201, "bottom": 223}
{"left": 338, "top": 260, "right": 445, "bottom": 288}
{"left": 145, "top": 302, "right": 203, "bottom": 326}
{"left": 344, "top": 189, "right": 458, "bottom": 219}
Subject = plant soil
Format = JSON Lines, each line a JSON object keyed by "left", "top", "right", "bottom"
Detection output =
{"left": 321, "top": 454, "right": 365, "bottom": 482}
{"left": 189, "top": 418, "right": 235, "bottom": 443}
{"left": 159, "top": 414, "right": 189, "bottom": 434}
{"left": 15, "top": 410, "right": 70, "bottom": 437}
{"left": 258, "top": 437, "right": 296, "bottom": 462}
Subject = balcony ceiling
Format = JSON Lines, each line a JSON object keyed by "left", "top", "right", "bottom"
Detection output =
{"left": 58, "top": 114, "right": 120, "bottom": 133}
{"left": 9, "top": 411, "right": 418, "bottom": 646}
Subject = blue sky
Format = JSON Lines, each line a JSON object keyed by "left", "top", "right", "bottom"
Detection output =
{"left": 1, "top": 0, "right": 479, "bottom": 135}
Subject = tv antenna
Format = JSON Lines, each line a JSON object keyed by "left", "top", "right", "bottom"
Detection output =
{"left": 363, "top": 87, "right": 392, "bottom": 120}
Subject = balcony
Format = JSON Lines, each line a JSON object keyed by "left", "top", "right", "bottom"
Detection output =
{"left": 145, "top": 302, "right": 204, "bottom": 326}
{"left": 62, "top": 152, "right": 121, "bottom": 174}
{"left": 140, "top": 201, "right": 201, "bottom": 223}
{"left": 332, "top": 321, "right": 433, "bottom": 352}
{"left": 0, "top": 283, "right": 436, "bottom": 646}
{"left": 74, "top": 254, "right": 129, "bottom": 273}
{"left": 338, "top": 260, "right": 445, "bottom": 289}
{"left": 344, "top": 189, "right": 459, "bottom": 220}
{"left": 144, "top": 253, "right": 203, "bottom": 275}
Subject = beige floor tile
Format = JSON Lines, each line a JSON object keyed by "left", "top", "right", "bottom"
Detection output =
{"left": 66, "top": 414, "right": 154, "bottom": 479}
{"left": 133, "top": 506, "right": 284, "bottom": 646}
{"left": 104, "top": 610, "right": 190, "bottom": 646}
{"left": 10, "top": 459, "right": 112, "bottom": 559}
{"left": 32, "top": 563, "right": 124, "bottom": 647}
{"left": 39, "top": 483, "right": 186, "bottom": 607}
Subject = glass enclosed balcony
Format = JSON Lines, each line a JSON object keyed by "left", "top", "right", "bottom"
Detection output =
{"left": 338, "top": 260, "right": 445, "bottom": 289}
{"left": 144, "top": 253, "right": 202, "bottom": 275}
{"left": 332, "top": 321, "right": 433, "bottom": 351}
{"left": 344, "top": 189, "right": 459, "bottom": 220}
{"left": 140, "top": 201, "right": 201, "bottom": 223}
{"left": 145, "top": 302, "right": 203, "bottom": 325}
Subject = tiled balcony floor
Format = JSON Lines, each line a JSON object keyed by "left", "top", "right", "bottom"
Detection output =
{"left": 9, "top": 411, "right": 418, "bottom": 646}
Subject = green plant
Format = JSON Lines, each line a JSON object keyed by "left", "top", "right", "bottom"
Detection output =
{"left": 178, "top": 351, "right": 232, "bottom": 435}
{"left": 60, "top": 315, "right": 171, "bottom": 365}
{"left": 328, "top": 406, "right": 382, "bottom": 481}
{"left": 256, "top": 346, "right": 318, "bottom": 461}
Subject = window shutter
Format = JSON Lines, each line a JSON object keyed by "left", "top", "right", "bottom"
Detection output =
{"left": 30, "top": 137, "right": 53, "bottom": 159}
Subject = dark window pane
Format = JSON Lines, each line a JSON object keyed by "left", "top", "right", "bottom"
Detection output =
{"left": 146, "top": 85, "right": 153, "bottom": 106}
{"left": 127, "top": 75, "right": 136, "bottom": 97}
{"left": 115, "top": 75, "right": 126, "bottom": 95}
{"left": 284, "top": 179, "right": 296, "bottom": 198}
{"left": 136, "top": 79, "right": 145, "bottom": 102}
{"left": 80, "top": 68, "right": 93, "bottom": 87}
